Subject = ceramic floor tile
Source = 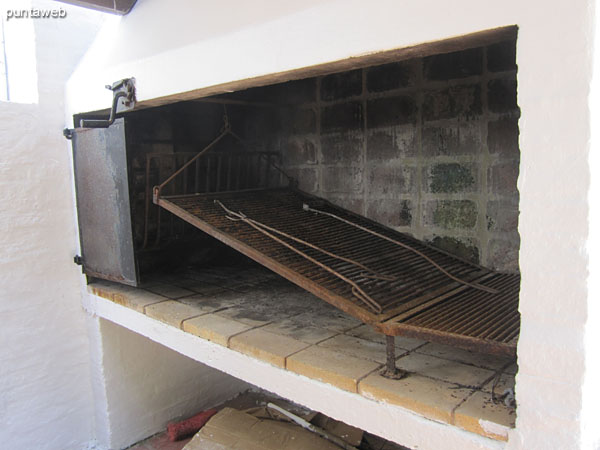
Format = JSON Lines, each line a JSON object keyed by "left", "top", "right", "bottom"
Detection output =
{"left": 358, "top": 372, "right": 472, "bottom": 424}
{"left": 291, "top": 308, "right": 362, "bottom": 333}
{"left": 215, "top": 306, "right": 274, "bottom": 327}
{"left": 176, "top": 293, "right": 237, "bottom": 313}
{"left": 183, "top": 313, "right": 254, "bottom": 346}
{"left": 144, "top": 283, "right": 196, "bottom": 299}
{"left": 229, "top": 328, "right": 311, "bottom": 368}
{"left": 453, "top": 390, "right": 516, "bottom": 441}
{"left": 415, "top": 342, "right": 514, "bottom": 371}
{"left": 481, "top": 372, "right": 516, "bottom": 396}
{"left": 287, "top": 346, "right": 381, "bottom": 393}
{"left": 221, "top": 282, "right": 260, "bottom": 293}
{"left": 145, "top": 300, "right": 207, "bottom": 328}
{"left": 254, "top": 277, "right": 301, "bottom": 292}
{"left": 262, "top": 318, "right": 339, "bottom": 344}
{"left": 344, "top": 324, "right": 427, "bottom": 350}
{"left": 182, "top": 272, "right": 226, "bottom": 285}
{"left": 160, "top": 275, "right": 202, "bottom": 289}
{"left": 212, "top": 288, "right": 312, "bottom": 326}
{"left": 185, "top": 283, "right": 229, "bottom": 296}
{"left": 89, "top": 282, "right": 166, "bottom": 313}
{"left": 318, "top": 334, "right": 396, "bottom": 364}
{"left": 395, "top": 352, "right": 495, "bottom": 387}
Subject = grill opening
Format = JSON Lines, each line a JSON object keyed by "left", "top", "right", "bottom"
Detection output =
{"left": 74, "top": 33, "right": 520, "bottom": 372}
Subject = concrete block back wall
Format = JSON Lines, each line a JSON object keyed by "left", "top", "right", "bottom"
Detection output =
{"left": 243, "top": 39, "right": 520, "bottom": 272}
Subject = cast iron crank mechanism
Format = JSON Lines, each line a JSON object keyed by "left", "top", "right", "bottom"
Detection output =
{"left": 63, "top": 78, "right": 136, "bottom": 138}
{"left": 81, "top": 78, "right": 135, "bottom": 128}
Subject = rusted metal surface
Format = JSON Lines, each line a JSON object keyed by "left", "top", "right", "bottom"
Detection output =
{"left": 143, "top": 150, "right": 281, "bottom": 248}
{"left": 381, "top": 335, "right": 407, "bottom": 379}
{"left": 377, "top": 273, "right": 520, "bottom": 357}
{"left": 71, "top": 118, "right": 138, "bottom": 286}
{"left": 154, "top": 188, "right": 520, "bottom": 355}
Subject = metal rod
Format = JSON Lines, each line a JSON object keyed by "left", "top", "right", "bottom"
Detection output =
{"left": 381, "top": 335, "right": 406, "bottom": 379}
{"left": 154, "top": 129, "right": 228, "bottom": 200}
{"left": 205, "top": 156, "right": 211, "bottom": 192}
{"left": 80, "top": 91, "right": 128, "bottom": 128}
{"left": 386, "top": 336, "right": 396, "bottom": 373}
{"left": 216, "top": 155, "right": 222, "bottom": 191}
{"left": 194, "top": 158, "right": 200, "bottom": 192}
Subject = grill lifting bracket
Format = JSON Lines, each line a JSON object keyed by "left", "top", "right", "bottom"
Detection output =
{"left": 64, "top": 78, "right": 136, "bottom": 138}
{"left": 81, "top": 78, "right": 135, "bottom": 128}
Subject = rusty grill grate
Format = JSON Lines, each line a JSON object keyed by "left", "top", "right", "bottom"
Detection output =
{"left": 142, "top": 151, "right": 282, "bottom": 248}
{"left": 377, "top": 272, "right": 520, "bottom": 355}
{"left": 156, "top": 188, "right": 520, "bottom": 356}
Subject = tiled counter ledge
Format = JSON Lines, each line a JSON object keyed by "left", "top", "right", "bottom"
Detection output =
{"left": 84, "top": 266, "right": 516, "bottom": 449}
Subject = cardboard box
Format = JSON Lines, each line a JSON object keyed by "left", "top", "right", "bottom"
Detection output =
{"left": 183, "top": 407, "right": 344, "bottom": 450}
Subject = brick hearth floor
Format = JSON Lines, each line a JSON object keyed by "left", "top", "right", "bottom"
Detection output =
{"left": 90, "top": 264, "right": 517, "bottom": 442}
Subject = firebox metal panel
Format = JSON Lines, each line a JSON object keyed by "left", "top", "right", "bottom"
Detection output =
{"left": 72, "top": 118, "right": 138, "bottom": 286}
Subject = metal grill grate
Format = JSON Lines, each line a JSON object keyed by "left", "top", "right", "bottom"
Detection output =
{"left": 156, "top": 188, "right": 520, "bottom": 356}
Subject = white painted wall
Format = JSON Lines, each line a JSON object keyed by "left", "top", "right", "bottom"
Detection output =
{"left": 88, "top": 317, "right": 250, "bottom": 449}
{"left": 66, "top": 0, "right": 599, "bottom": 449}
{"left": 0, "top": 2, "right": 104, "bottom": 449}
{"left": 583, "top": 3, "right": 600, "bottom": 449}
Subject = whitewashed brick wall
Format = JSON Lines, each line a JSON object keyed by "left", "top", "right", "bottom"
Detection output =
{"left": 0, "top": 2, "right": 104, "bottom": 449}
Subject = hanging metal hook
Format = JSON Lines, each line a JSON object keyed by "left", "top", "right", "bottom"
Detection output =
{"left": 221, "top": 104, "right": 230, "bottom": 133}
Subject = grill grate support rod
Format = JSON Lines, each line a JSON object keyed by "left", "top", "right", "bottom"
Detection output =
{"left": 381, "top": 336, "right": 407, "bottom": 379}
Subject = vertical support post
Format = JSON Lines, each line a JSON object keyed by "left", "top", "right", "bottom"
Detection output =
{"left": 381, "top": 335, "right": 407, "bottom": 379}
{"left": 386, "top": 335, "right": 396, "bottom": 372}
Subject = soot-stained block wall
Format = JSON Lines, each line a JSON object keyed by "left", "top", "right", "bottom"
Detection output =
{"left": 119, "top": 102, "right": 256, "bottom": 276}
{"left": 243, "top": 39, "right": 520, "bottom": 272}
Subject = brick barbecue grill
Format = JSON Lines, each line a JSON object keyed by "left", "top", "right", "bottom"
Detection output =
{"left": 69, "top": 32, "right": 520, "bottom": 377}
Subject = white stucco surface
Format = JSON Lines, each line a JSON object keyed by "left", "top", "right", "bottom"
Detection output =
{"left": 87, "top": 316, "right": 250, "bottom": 449}
{"left": 0, "top": 2, "right": 104, "bottom": 449}
{"left": 67, "top": 0, "right": 599, "bottom": 448}
{"left": 583, "top": 2, "right": 600, "bottom": 449}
